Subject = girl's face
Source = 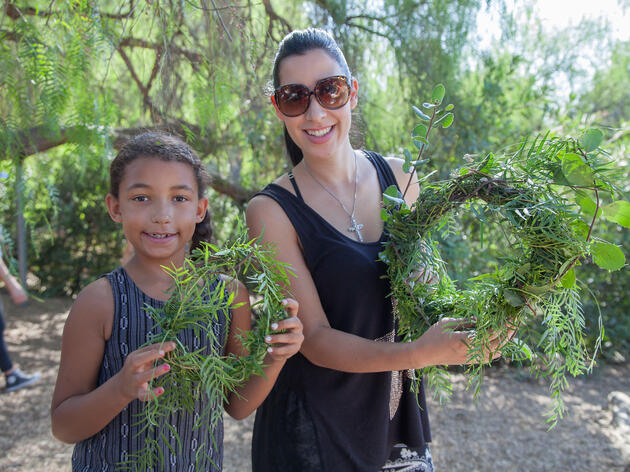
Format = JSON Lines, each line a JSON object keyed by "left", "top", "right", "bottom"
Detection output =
{"left": 274, "top": 48, "right": 358, "bottom": 162}
{"left": 106, "top": 157, "right": 208, "bottom": 265}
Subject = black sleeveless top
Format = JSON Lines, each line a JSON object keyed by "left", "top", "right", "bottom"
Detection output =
{"left": 251, "top": 151, "right": 431, "bottom": 471}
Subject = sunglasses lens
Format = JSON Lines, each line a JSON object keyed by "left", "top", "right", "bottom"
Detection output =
{"left": 275, "top": 84, "right": 311, "bottom": 117}
{"left": 274, "top": 77, "right": 351, "bottom": 116}
{"left": 315, "top": 77, "right": 350, "bottom": 110}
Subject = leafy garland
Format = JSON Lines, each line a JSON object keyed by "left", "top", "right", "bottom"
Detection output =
{"left": 124, "top": 233, "right": 292, "bottom": 471}
{"left": 380, "top": 84, "right": 630, "bottom": 426}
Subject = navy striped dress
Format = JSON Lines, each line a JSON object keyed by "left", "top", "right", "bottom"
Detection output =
{"left": 71, "top": 267, "right": 227, "bottom": 472}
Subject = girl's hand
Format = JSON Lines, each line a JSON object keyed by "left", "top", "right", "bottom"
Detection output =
{"left": 114, "top": 341, "right": 176, "bottom": 402}
{"left": 264, "top": 298, "right": 303, "bottom": 362}
{"left": 413, "top": 318, "right": 517, "bottom": 368}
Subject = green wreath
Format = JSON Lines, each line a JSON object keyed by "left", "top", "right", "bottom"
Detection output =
{"left": 126, "top": 232, "right": 292, "bottom": 471}
{"left": 381, "top": 85, "right": 629, "bottom": 426}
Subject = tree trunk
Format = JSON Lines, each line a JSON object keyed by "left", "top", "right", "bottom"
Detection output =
{"left": 15, "top": 158, "right": 27, "bottom": 287}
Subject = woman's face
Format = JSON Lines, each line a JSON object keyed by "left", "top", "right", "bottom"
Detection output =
{"left": 274, "top": 48, "right": 358, "bottom": 162}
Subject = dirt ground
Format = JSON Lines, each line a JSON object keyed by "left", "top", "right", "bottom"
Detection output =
{"left": 1, "top": 296, "right": 629, "bottom": 472}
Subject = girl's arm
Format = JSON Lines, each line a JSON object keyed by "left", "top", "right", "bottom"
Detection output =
{"left": 50, "top": 278, "right": 175, "bottom": 443}
{"left": 246, "top": 162, "right": 508, "bottom": 374}
{"left": 223, "top": 277, "right": 302, "bottom": 420}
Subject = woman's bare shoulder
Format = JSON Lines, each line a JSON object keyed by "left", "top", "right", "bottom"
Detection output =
{"left": 384, "top": 155, "right": 405, "bottom": 175}
{"left": 247, "top": 172, "right": 296, "bottom": 219}
{"left": 384, "top": 155, "right": 419, "bottom": 203}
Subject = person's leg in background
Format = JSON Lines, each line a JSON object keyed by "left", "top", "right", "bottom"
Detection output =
{"left": 0, "top": 298, "right": 40, "bottom": 393}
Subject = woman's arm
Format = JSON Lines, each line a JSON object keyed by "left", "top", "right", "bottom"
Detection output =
{"left": 223, "top": 278, "right": 302, "bottom": 420}
{"left": 50, "top": 278, "right": 174, "bottom": 443}
{"left": 246, "top": 187, "right": 499, "bottom": 373}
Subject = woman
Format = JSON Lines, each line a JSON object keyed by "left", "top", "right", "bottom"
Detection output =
{"left": 246, "top": 28, "right": 507, "bottom": 471}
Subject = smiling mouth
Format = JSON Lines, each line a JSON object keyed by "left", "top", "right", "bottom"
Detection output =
{"left": 147, "top": 232, "right": 175, "bottom": 239}
{"left": 305, "top": 126, "right": 332, "bottom": 137}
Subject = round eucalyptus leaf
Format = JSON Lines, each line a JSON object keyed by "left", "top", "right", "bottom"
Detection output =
{"left": 562, "top": 152, "right": 594, "bottom": 186}
{"left": 432, "top": 83, "right": 445, "bottom": 104}
{"left": 602, "top": 201, "right": 630, "bottom": 228}
{"left": 412, "top": 105, "right": 430, "bottom": 121}
{"left": 591, "top": 242, "right": 625, "bottom": 271}
{"left": 412, "top": 124, "right": 429, "bottom": 138}
{"left": 579, "top": 128, "right": 603, "bottom": 153}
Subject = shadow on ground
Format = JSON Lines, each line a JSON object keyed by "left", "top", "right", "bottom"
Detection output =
{"left": 1, "top": 294, "right": 629, "bottom": 471}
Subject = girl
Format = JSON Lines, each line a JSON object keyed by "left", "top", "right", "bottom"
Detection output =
{"left": 51, "top": 132, "right": 303, "bottom": 471}
{"left": 246, "top": 28, "right": 512, "bottom": 471}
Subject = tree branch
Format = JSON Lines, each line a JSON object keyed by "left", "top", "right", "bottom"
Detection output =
{"left": 345, "top": 13, "right": 398, "bottom": 22}
{"left": 208, "top": 0, "right": 233, "bottom": 42}
{"left": 117, "top": 46, "right": 165, "bottom": 123}
{"left": 119, "top": 36, "right": 204, "bottom": 63}
{"left": 1, "top": 124, "right": 255, "bottom": 205}
{"left": 146, "top": 48, "right": 162, "bottom": 93}
{"left": 261, "top": 0, "right": 292, "bottom": 41}
{"left": 345, "top": 21, "right": 394, "bottom": 41}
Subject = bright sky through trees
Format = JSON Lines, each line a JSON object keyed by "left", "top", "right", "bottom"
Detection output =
{"left": 477, "top": 0, "right": 629, "bottom": 47}
{"left": 474, "top": 0, "right": 628, "bottom": 102}
{"left": 534, "top": 0, "right": 629, "bottom": 41}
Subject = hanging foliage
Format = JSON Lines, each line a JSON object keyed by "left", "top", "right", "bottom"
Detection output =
{"left": 380, "top": 85, "right": 630, "bottom": 426}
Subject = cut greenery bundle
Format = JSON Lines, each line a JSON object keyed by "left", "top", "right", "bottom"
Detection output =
{"left": 124, "top": 234, "right": 292, "bottom": 471}
{"left": 380, "top": 84, "right": 629, "bottom": 426}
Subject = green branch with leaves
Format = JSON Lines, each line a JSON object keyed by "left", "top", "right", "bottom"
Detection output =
{"left": 124, "top": 231, "right": 292, "bottom": 471}
{"left": 380, "top": 84, "right": 630, "bottom": 426}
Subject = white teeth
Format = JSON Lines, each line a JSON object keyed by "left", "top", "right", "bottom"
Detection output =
{"left": 151, "top": 233, "right": 170, "bottom": 239}
{"left": 306, "top": 126, "right": 332, "bottom": 137}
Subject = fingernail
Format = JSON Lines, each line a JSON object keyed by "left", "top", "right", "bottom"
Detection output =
{"left": 265, "top": 336, "right": 272, "bottom": 342}
{"left": 267, "top": 347, "right": 273, "bottom": 353}
{"left": 281, "top": 300, "right": 287, "bottom": 305}
{"left": 157, "top": 387, "right": 164, "bottom": 394}
{"left": 271, "top": 323, "right": 278, "bottom": 330}
{"left": 163, "top": 364, "right": 170, "bottom": 372}
{"left": 159, "top": 350, "right": 165, "bottom": 356}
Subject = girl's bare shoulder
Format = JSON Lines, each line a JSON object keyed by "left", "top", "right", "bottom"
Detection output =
{"left": 67, "top": 276, "right": 115, "bottom": 340}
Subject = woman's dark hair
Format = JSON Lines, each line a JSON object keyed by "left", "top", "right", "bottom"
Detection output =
{"left": 272, "top": 28, "right": 352, "bottom": 166}
{"left": 109, "top": 131, "right": 213, "bottom": 252}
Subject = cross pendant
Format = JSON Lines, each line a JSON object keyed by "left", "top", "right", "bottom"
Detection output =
{"left": 348, "top": 216, "right": 364, "bottom": 242}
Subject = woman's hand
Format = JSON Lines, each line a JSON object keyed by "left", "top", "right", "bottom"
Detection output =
{"left": 114, "top": 341, "right": 176, "bottom": 402}
{"left": 406, "top": 240, "right": 439, "bottom": 286}
{"left": 264, "top": 298, "right": 303, "bottom": 362}
{"left": 413, "top": 317, "right": 517, "bottom": 368}
{"left": 406, "top": 266, "right": 439, "bottom": 286}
